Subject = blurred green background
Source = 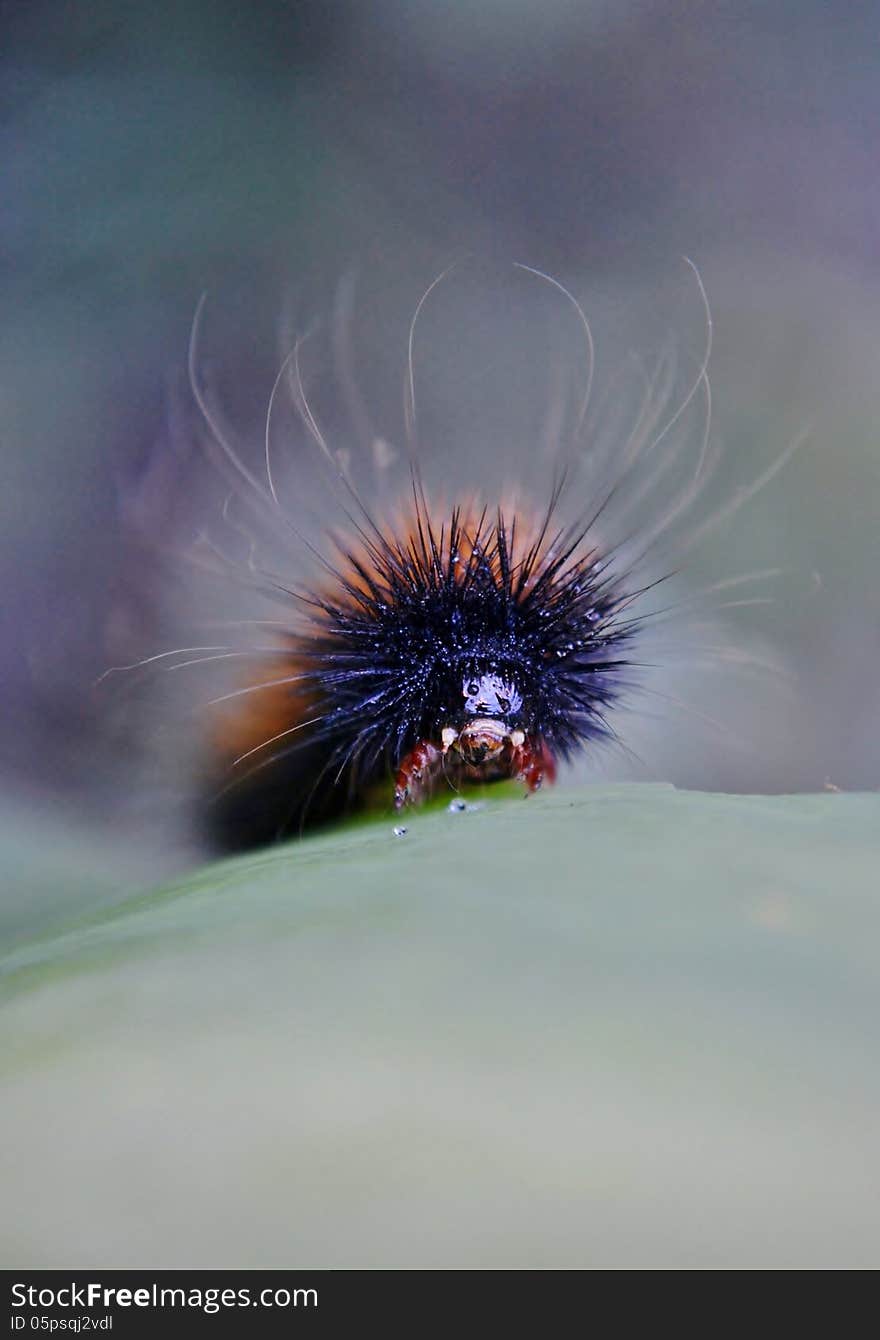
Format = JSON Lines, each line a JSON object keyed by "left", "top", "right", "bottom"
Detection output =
{"left": 4, "top": 786, "right": 880, "bottom": 1268}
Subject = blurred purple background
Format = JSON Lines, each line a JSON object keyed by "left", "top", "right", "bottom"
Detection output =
{"left": 2, "top": 0, "right": 878, "bottom": 847}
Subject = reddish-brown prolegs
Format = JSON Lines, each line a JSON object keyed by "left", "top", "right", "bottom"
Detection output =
{"left": 394, "top": 739, "right": 443, "bottom": 809}
{"left": 511, "top": 735, "right": 557, "bottom": 792}
{"left": 394, "top": 731, "right": 557, "bottom": 810}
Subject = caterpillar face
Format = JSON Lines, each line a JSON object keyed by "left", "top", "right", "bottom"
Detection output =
{"left": 461, "top": 672, "right": 523, "bottom": 724}
{"left": 451, "top": 673, "right": 525, "bottom": 767}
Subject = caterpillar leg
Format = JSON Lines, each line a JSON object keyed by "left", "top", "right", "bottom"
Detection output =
{"left": 394, "top": 739, "right": 443, "bottom": 809}
{"left": 512, "top": 736, "right": 558, "bottom": 793}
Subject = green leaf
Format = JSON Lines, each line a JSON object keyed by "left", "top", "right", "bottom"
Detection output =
{"left": 3, "top": 784, "right": 879, "bottom": 1267}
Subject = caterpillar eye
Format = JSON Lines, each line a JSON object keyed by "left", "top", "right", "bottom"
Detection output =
{"left": 467, "top": 681, "right": 479, "bottom": 696}
{"left": 497, "top": 696, "right": 510, "bottom": 713}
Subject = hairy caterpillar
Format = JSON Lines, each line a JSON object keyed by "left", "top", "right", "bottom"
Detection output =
{"left": 109, "top": 260, "right": 798, "bottom": 852}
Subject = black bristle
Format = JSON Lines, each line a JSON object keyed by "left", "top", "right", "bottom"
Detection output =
{"left": 207, "top": 496, "right": 636, "bottom": 850}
